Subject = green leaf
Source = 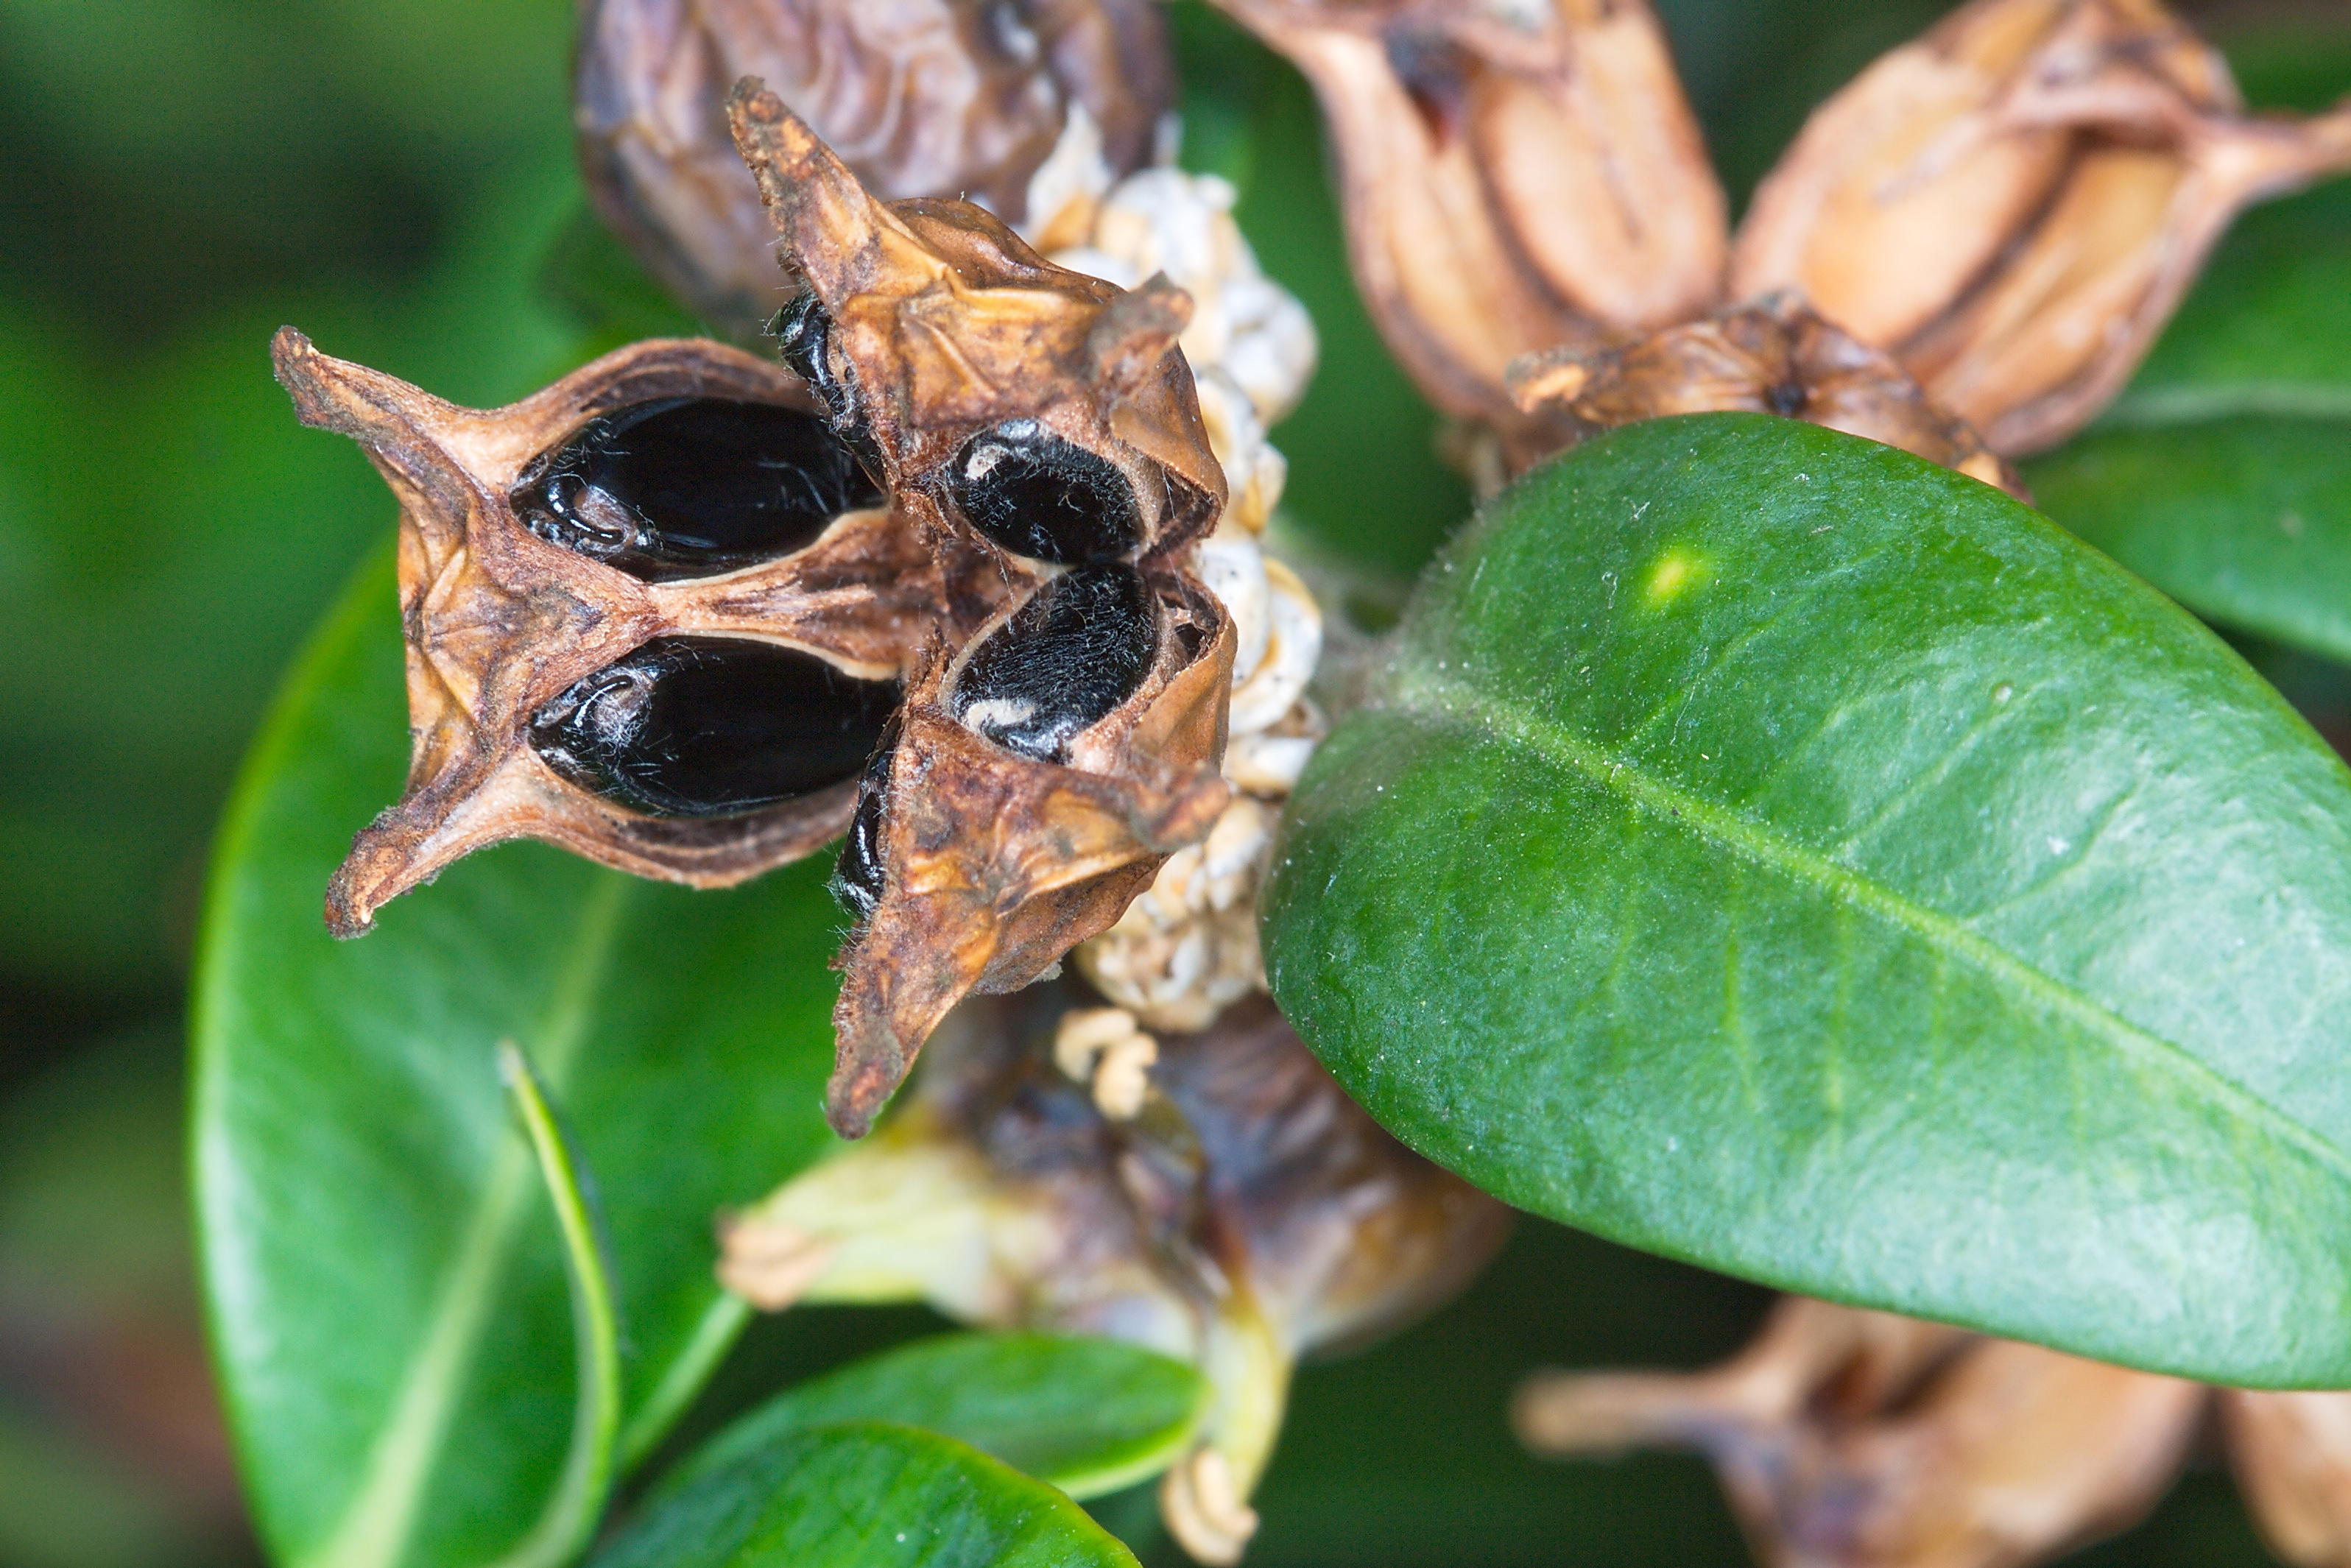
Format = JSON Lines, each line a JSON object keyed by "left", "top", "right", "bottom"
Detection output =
{"left": 191, "top": 554, "right": 850, "bottom": 1568}
{"left": 2026, "top": 415, "right": 2351, "bottom": 664}
{"left": 594, "top": 1422, "right": 1141, "bottom": 1568}
{"left": 1263, "top": 413, "right": 2351, "bottom": 1388}
{"left": 672, "top": 1334, "right": 1205, "bottom": 1504}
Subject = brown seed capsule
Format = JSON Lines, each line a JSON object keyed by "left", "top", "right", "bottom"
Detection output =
{"left": 725, "top": 82, "right": 1238, "bottom": 1133}
{"left": 1732, "top": 0, "right": 2351, "bottom": 456}
{"left": 1506, "top": 293, "right": 2029, "bottom": 497}
{"left": 1205, "top": 0, "right": 1726, "bottom": 425}
{"left": 1515, "top": 1296, "right": 2206, "bottom": 1568}
{"left": 269, "top": 331, "right": 938, "bottom": 936}
{"left": 717, "top": 983, "right": 1514, "bottom": 1564}
{"left": 577, "top": 0, "right": 1175, "bottom": 338}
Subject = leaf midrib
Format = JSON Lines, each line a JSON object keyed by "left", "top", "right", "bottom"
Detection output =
{"left": 297, "top": 871, "right": 635, "bottom": 1568}
{"left": 1389, "top": 670, "right": 2351, "bottom": 1187}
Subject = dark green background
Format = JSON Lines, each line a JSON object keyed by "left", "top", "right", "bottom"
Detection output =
{"left": 0, "top": 1, "right": 2341, "bottom": 1564}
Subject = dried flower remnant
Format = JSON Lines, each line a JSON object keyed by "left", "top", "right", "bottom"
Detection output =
{"left": 1206, "top": 0, "right": 1725, "bottom": 427}
{"left": 1515, "top": 1296, "right": 2210, "bottom": 1568}
{"left": 726, "top": 85, "right": 1239, "bottom": 1134}
{"left": 269, "top": 331, "right": 935, "bottom": 936}
{"left": 577, "top": 0, "right": 1175, "bottom": 336}
{"left": 1732, "top": 0, "right": 2351, "bottom": 456}
{"left": 718, "top": 984, "right": 1513, "bottom": 1564}
{"left": 2221, "top": 1390, "right": 2351, "bottom": 1568}
{"left": 1506, "top": 294, "right": 2029, "bottom": 497}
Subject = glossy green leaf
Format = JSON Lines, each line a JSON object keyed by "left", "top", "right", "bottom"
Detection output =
{"left": 596, "top": 1422, "right": 1140, "bottom": 1568}
{"left": 2027, "top": 415, "right": 2351, "bottom": 663}
{"left": 191, "top": 554, "right": 850, "bottom": 1568}
{"left": 1264, "top": 412, "right": 2351, "bottom": 1387}
{"left": 672, "top": 1334, "right": 1205, "bottom": 1504}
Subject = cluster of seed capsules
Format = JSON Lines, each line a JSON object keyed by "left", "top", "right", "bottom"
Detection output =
{"left": 272, "top": 35, "right": 1505, "bottom": 1558}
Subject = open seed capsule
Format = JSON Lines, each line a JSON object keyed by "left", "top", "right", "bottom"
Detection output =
{"left": 269, "top": 331, "right": 938, "bottom": 935}
{"left": 513, "top": 397, "right": 883, "bottom": 581}
{"left": 529, "top": 635, "right": 899, "bottom": 816}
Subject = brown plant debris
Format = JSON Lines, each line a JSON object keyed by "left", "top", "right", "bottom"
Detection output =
{"left": 1506, "top": 294, "right": 2029, "bottom": 497}
{"left": 727, "top": 82, "right": 1238, "bottom": 1134}
{"left": 2221, "top": 1389, "right": 2351, "bottom": 1568}
{"left": 1732, "top": 0, "right": 2351, "bottom": 455}
{"left": 1205, "top": 0, "right": 1726, "bottom": 427}
{"left": 1515, "top": 1296, "right": 2210, "bottom": 1568}
{"left": 577, "top": 0, "right": 1174, "bottom": 336}
{"left": 269, "top": 331, "right": 936, "bottom": 937}
{"left": 718, "top": 982, "right": 1514, "bottom": 1564}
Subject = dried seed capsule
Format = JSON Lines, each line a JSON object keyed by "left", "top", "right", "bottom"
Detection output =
{"left": 1203, "top": 0, "right": 1726, "bottom": 425}
{"left": 716, "top": 985, "right": 1513, "bottom": 1566}
{"left": 1731, "top": 0, "right": 2351, "bottom": 455}
{"left": 269, "top": 331, "right": 939, "bottom": 934}
{"left": 1504, "top": 293, "right": 2029, "bottom": 497}
{"left": 953, "top": 566, "right": 1156, "bottom": 759}
{"left": 2221, "top": 1390, "right": 2351, "bottom": 1567}
{"left": 1515, "top": 1296, "right": 2205, "bottom": 1568}
{"left": 513, "top": 397, "right": 884, "bottom": 582}
{"left": 772, "top": 290, "right": 887, "bottom": 480}
{"left": 948, "top": 418, "right": 1144, "bottom": 564}
{"left": 529, "top": 636, "right": 899, "bottom": 816}
{"left": 576, "top": 0, "right": 1174, "bottom": 338}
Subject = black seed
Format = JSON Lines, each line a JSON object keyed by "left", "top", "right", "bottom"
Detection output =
{"left": 529, "top": 637, "right": 900, "bottom": 816}
{"left": 512, "top": 398, "right": 883, "bottom": 582}
{"left": 947, "top": 419, "right": 1143, "bottom": 565}
{"left": 775, "top": 292, "right": 885, "bottom": 481}
{"left": 953, "top": 566, "right": 1156, "bottom": 762}
{"left": 1766, "top": 380, "right": 1809, "bottom": 417}
{"left": 831, "top": 714, "right": 900, "bottom": 922}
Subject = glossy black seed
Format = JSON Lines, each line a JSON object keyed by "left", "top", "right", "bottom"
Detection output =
{"left": 952, "top": 566, "right": 1156, "bottom": 763}
{"left": 947, "top": 419, "right": 1143, "bottom": 565}
{"left": 774, "top": 292, "right": 885, "bottom": 481}
{"left": 831, "top": 714, "right": 900, "bottom": 922}
{"left": 512, "top": 398, "right": 883, "bottom": 582}
{"left": 530, "top": 637, "right": 900, "bottom": 816}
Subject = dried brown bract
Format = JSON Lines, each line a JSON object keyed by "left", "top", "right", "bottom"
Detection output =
{"left": 578, "top": 0, "right": 1174, "bottom": 336}
{"left": 269, "top": 330, "right": 936, "bottom": 936}
{"left": 718, "top": 983, "right": 1513, "bottom": 1564}
{"left": 1733, "top": 0, "right": 2351, "bottom": 455}
{"left": 1515, "top": 1296, "right": 2206, "bottom": 1568}
{"left": 1506, "top": 294, "right": 2029, "bottom": 497}
{"left": 1205, "top": 0, "right": 1725, "bottom": 425}
{"left": 725, "top": 83, "right": 1238, "bottom": 1134}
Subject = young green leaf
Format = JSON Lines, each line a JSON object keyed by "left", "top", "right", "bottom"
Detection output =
{"left": 2028, "top": 415, "right": 2351, "bottom": 664}
{"left": 191, "top": 557, "right": 850, "bottom": 1568}
{"left": 671, "top": 1333, "right": 1206, "bottom": 1503}
{"left": 1263, "top": 413, "right": 2351, "bottom": 1388}
{"left": 593, "top": 1422, "right": 1141, "bottom": 1568}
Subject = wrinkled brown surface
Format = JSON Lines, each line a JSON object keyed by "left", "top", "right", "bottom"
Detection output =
{"left": 269, "top": 331, "right": 937, "bottom": 936}
{"left": 578, "top": 0, "right": 1173, "bottom": 336}
{"left": 1506, "top": 294, "right": 2028, "bottom": 496}
{"left": 727, "top": 85, "right": 1238, "bottom": 1134}
{"left": 827, "top": 576, "right": 1237, "bottom": 1135}
{"left": 1206, "top": 0, "right": 1725, "bottom": 425}
{"left": 1516, "top": 1296, "right": 2208, "bottom": 1568}
{"left": 1733, "top": 0, "right": 2351, "bottom": 454}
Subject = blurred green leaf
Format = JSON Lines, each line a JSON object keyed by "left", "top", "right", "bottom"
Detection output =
{"left": 537, "top": 207, "right": 712, "bottom": 359}
{"left": 1264, "top": 414, "right": 2351, "bottom": 1387}
{"left": 596, "top": 1422, "right": 1140, "bottom": 1568}
{"left": 2027, "top": 414, "right": 2351, "bottom": 663}
{"left": 191, "top": 554, "right": 852, "bottom": 1568}
{"left": 672, "top": 1334, "right": 1205, "bottom": 1505}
